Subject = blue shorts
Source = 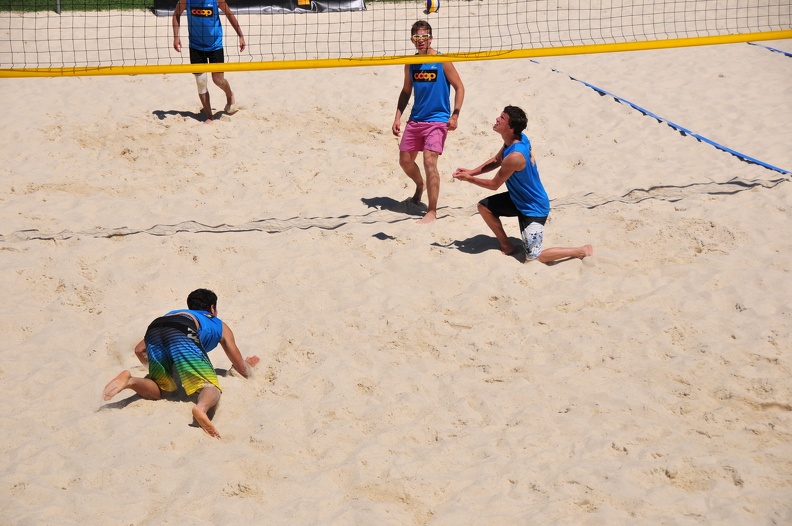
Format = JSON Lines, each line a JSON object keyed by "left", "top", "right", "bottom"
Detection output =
{"left": 480, "top": 192, "right": 548, "bottom": 260}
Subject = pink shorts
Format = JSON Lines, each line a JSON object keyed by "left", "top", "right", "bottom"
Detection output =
{"left": 399, "top": 121, "right": 448, "bottom": 154}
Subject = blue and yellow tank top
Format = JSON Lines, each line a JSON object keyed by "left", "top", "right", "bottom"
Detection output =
{"left": 166, "top": 309, "right": 223, "bottom": 351}
{"left": 186, "top": 0, "right": 223, "bottom": 52}
{"left": 409, "top": 56, "right": 451, "bottom": 123}
{"left": 504, "top": 133, "right": 551, "bottom": 217}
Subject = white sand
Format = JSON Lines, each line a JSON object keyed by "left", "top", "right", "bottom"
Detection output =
{"left": 1, "top": 24, "right": 791, "bottom": 525}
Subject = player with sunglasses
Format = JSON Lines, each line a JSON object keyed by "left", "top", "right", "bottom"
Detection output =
{"left": 392, "top": 20, "right": 465, "bottom": 224}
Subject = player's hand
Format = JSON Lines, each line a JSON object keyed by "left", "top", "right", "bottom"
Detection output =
{"left": 392, "top": 120, "right": 401, "bottom": 137}
{"left": 173, "top": 38, "right": 182, "bottom": 53}
{"left": 239, "top": 36, "right": 246, "bottom": 52}
{"left": 229, "top": 356, "right": 260, "bottom": 379}
{"left": 452, "top": 167, "right": 472, "bottom": 181}
{"left": 246, "top": 356, "right": 260, "bottom": 367}
{"left": 447, "top": 114, "right": 459, "bottom": 131}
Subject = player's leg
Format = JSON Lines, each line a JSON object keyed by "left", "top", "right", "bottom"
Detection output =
{"left": 538, "top": 245, "right": 594, "bottom": 263}
{"left": 192, "top": 384, "right": 222, "bottom": 438}
{"left": 103, "top": 370, "right": 162, "bottom": 400}
{"left": 194, "top": 73, "right": 213, "bottom": 120}
{"left": 478, "top": 193, "right": 519, "bottom": 254}
{"left": 211, "top": 72, "right": 236, "bottom": 113}
{"left": 398, "top": 121, "right": 427, "bottom": 203}
{"left": 478, "top": 202, "right": 514, "bottom": 254}
{"left": 190, "top": 48, "right": 214, "bottom": 121}
{"left": 399, "top": 150, "right": 424, "bottom": 203}
{"left": 418, "top": 123, "right": 449, "bottom": 223}
{"left": 168, "top": 320, "right": 223, "bottom": 437}
{"left": 208, "top": 48, "right": 237, "bottom": 114}
{"left": 420, "top": 149, "right": 440, "bottom": 223}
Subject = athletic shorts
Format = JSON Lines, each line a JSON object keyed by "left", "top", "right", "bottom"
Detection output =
{"left": 189, "top": 47, "right": 225, "bottom": 65}
{"left": 144, "top": 315, "right": 221, "bottom": 396}
{"left": 480, "top": 192, "right": 548, "bottom": 260}
{"left": 399, "top": 121, "right": 448, "bottom": 154}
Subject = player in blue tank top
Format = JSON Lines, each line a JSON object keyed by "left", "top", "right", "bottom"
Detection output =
{"left": 172, "top": 0, "right": 246, "bottom": 121}
{"left": 453, "top": 106, "right": 593, "bottom": 263}
{"left": 165, "top": 307, "right": 224, "bottom": 352}
{"left": 408, "top": 60, "right": 451, "bottom": 123}
{"left": 184, "top": 0, "right": 223, "bottom": 52}
{"left": 102, "top": 289, "right": 260, "bottom": 438}
{"left": 393, "top": 20, "right": 465, "bottom": 224}
{"left": 502, "top": 133, "right": 550, "bottom": 218}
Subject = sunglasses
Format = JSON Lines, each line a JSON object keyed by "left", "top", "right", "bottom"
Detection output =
{"left": 411, "top": 35, "right": 431, "bottom": 42}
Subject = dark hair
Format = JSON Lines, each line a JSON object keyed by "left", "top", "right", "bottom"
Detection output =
{"left": 187, "top": 288, "right": 217, "bottom": 311}
{"left": 503, "top": 105, "right": 528, "bottom": 137}
{"left": 411, "top": 20, "right": 432, "bottom": 36}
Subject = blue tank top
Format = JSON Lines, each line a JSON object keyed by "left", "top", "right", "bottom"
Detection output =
{"left": 504, "top": 133, "right": 551, "bottom": 217}
{"left": 166, "top": 309, "right": 223, "bottom": 351}
{"left": 186, "top": 0, "right": 223, "bottom": 52}
{"left": 409, "top": 57, "right": 451, "bottom": 123}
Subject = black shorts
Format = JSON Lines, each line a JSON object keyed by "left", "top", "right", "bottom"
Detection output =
{"left": 189, "top": 47, "right": 225, "bottom": 65}
{"left": 479, "top": 192, "right": 547, "bottom": 228}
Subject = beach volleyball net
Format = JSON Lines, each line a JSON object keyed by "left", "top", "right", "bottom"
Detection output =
{"left": 1, "top": 0, "right": 791, "bottom": 77}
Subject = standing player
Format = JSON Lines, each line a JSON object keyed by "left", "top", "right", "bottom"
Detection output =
{"left": 392, "top": 20, "right": 465, "bottom": 224}
{"left": 172, "top": 0, "right": 245, "bottom": 122}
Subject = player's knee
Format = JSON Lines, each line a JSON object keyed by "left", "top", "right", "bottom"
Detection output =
{"left": 194, "top": 73, "right": 208, "bottom": 94}
{"left": 398, "top": 152, "right": 416, "bottom": 168}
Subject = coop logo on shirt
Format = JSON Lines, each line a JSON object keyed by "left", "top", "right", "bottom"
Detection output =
{"left": 191, "top": 7, "right": 214, "bottom": 17}
{"left": 413, "top": 70, "right": 437, "bottom": 82}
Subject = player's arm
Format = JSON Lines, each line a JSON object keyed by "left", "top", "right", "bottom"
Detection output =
{"left": 218, "top": 0, "right": 246, "bottom": 52}
{"left": 392, "top": 65, "right": 412, "bottom": 136}
{"left": 452, "top": 145, "right": 504, "bottom": 178}
{"left": 172, "top": 0, "right": 186, "bottom": 52}
{"left": 453, "top": 148, "right": 522, "bottom": 190}
{"left": 219, "top": 322, "right": 259, "bottom": 378}
{"left": 443, "top": 62, "right": 464, "bottom": 131}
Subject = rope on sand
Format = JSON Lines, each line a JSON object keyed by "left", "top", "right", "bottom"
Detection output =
{"left": 534, "top": 59, "right": 791, "bottom": 177}
{"left": 746, "top": 42, "right": 792, "bottom": 57}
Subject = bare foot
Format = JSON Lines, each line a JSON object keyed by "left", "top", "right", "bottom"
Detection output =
{"left": 580, "top": 245, "right": 594, "bottom": 259}
{"left": 224, "top": 93, "right": 238, "bottom": 115}
{"left": 103, "top": 370, "right": 131, "bottom": 401}
{"left": 192, "top": 406, "right": 221, "bottom": 439}
{"left": 417, "top": 210, "right": 437, "bottom": 224}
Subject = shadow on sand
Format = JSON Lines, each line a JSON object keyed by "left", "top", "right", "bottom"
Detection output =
{"left": 431, "top": 234, "right": 526, "bottom": 263}
{"left": 361, "top": 196, "right": 428, "bottom": 218}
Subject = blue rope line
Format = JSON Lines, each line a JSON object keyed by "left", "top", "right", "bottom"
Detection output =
{"left": 747, "top": 42, "right": 792, "bottom": 58}
{"left": 533, "top": 60, "right": 791, "bottom": 176}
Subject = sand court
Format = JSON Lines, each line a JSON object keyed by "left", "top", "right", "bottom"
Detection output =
{"left": 1, "top": 16, "right": 791, "bottom": 524}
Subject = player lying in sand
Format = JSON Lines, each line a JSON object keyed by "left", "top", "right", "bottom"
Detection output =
{"left": 453, "top": 105, "right": 593, "bottom": 262}
{"left": 102, "top": 288, "right": 259, "bottom": 438}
